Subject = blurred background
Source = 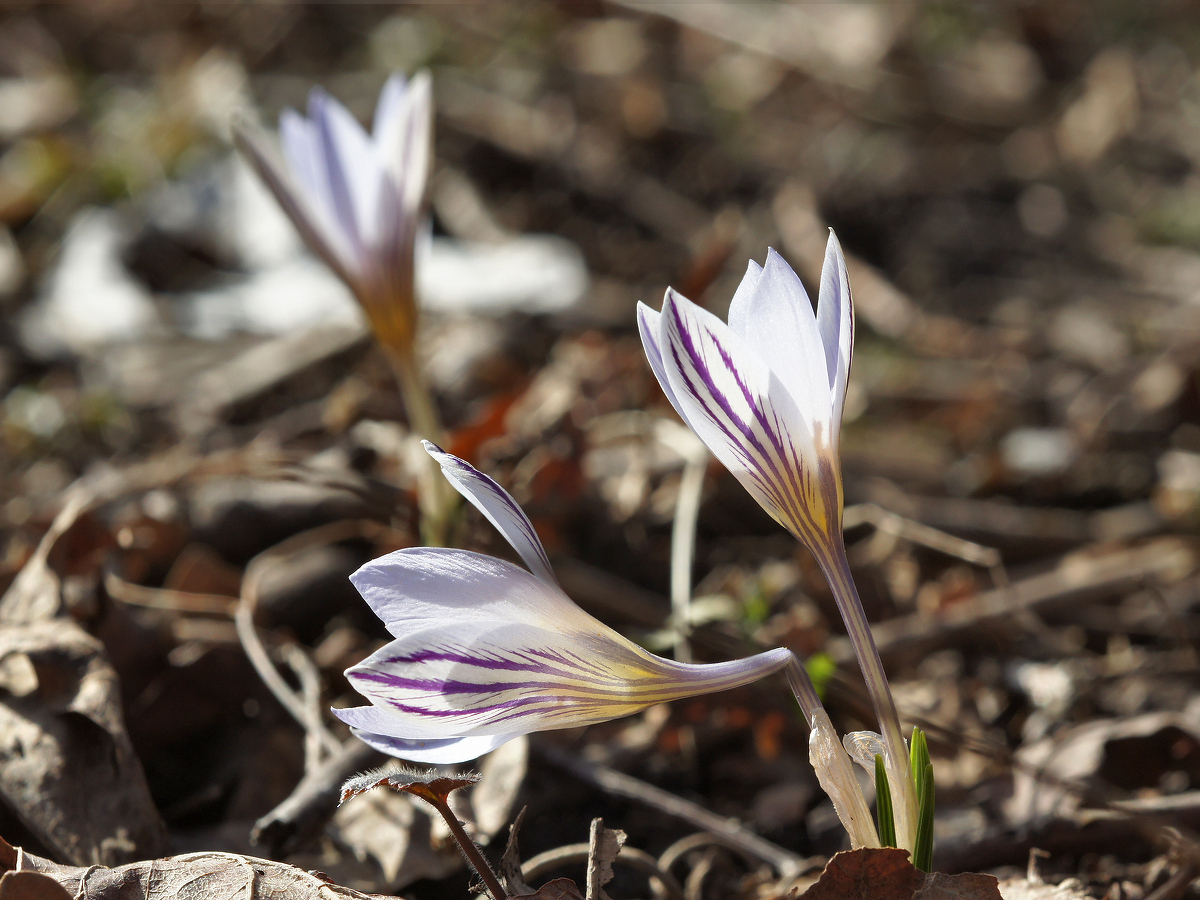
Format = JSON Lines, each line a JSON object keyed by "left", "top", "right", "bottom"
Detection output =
{"left": 4, "top": 1, "right": 1200, "bottom": 897}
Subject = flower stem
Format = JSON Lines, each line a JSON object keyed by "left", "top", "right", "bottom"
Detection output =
{"left": 782, "top": 653, "right": 823, "bottom": 727}
{"left": 426, "top": 795, "right": 508, "bottom": 900}
{"left": 386, "top": 347, "right": 457, "bottom": 546}
{"left": 815, "top": 539, "right": 917, "bottom": 851}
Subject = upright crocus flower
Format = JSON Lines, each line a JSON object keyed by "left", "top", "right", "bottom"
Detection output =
{"left": 333, "top": 442, "right": 804, "bottom": 766}
{"left": 235, "top": 74, "right": 453, "bottom": 541}
{"left": 235, "top": 72, "right": 430, "bottom": 363}
{"left": 637, "top": 233, "right": 920, "bottom": 854}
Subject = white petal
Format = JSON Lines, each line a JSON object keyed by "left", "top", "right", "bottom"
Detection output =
{"left": 349, "top": 547, "right": 589, "bottom": 638}
{"left": 817, "top": 230, "right": 853, "bottom": 433}
{"left": 423, "top": 443, "right": 558, "bottom": 586}
{"left": 724, "top": 258, "right": 763, "bottom": 338}
{"left": 239, "top": 120, "right": 354, "bottom": 280}
{"left": 658, "top": 289, "right": 840, "bottom": 544}
{"left": 279, "top": 110, "right": 328, "bottom": 213}
{"left": 340, "top": 607, "right": 793, "bottom": 740}
{"left": 374, "top": 71, "right": 432, "bottom": 217}
{"left": 727, "top": 248, "right": 832, "bottom": 444}
{"left": 349, "top": 727, "right": 515, "bottom": 764}
{"left": 310, "top": 88, "right": 386, "bottom": 253}
{"left": 372, "top": 73, "right": 409, "bottom": 142}
{"left": 637, "top": 300, "right": 688, "bottom": 422}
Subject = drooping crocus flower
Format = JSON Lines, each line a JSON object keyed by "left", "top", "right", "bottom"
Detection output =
{"left": 637, "top": 233, "right": 919, "bottom": 853}
{"left": 333, "top": 442, "right": 804, "bottom": 766}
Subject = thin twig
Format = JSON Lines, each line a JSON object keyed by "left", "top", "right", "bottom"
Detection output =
{"left": 236, "top": 519, "right": 395, "bottom": 758}
{"left": 103, "top": 569, "right": 237, "bottom": 616}
{"left": 843, "top": 502, "right": 1007, "bottom": 587}
{"left": 279, "top": 643, "right": 331, "bottom": 773}
{"left": 251, "top": 740, "right": 385, "bottom": 856}
{"left": 522, "top": 843, "right": 683, "bottom": 900}
{"left": 1144, "top": 862, "right": 1200, "bottom": 900}
{"left": 536, "top": 744, "right": 806, "bottom": 879}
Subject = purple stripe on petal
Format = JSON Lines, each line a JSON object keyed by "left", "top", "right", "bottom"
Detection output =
{"left": 660, "top": 292, "right": 833, "bottom": 550}
{"left": 423, "top": 442, "right": 558, "bottom": 586}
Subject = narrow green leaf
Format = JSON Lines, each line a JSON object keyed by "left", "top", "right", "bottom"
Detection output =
{"left": 909, "top": 726, "right": 930, "bottom": 798}
{"left": 874, "top": 754, "right": 896, "bottom": 848}
{"left": 913, "top": 761, "right": 935, "bottom": 872}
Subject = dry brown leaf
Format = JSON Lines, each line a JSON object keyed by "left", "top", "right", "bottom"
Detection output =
{"left": 0, "top": 619, "right": 167, "bottom": 865}
{"left": 500, "top": 807, "right": 533, "bottom": 897}
{"left": 516, "top": 877, "right": 585, "bottom": 900}
{"left": 995, "top": 877, "right": 1090, "bottom": 899}
{"left": 916, "top": 871, "right": 1007, "bottom": 899}
{"left": 0, "top": 870, "right": 74, "bottom": 900}
{"left": 0, "top": 836, "right": 392, "bottom": 900}
{"left": 1009, "top": 710, "right": 1200, "bottom": 826}
{"left": 585, "top": 819, "right": 625, "bottom": 900}
{"left": 796, "top": 849, "right": 1002, "bottom": 900}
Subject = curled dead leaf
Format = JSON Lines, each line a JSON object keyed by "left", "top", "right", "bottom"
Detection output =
{"left": 795, "top": 849, "right": 1002, "bottom": 900}
{"left": 0, "top": 835, "right": 394, "bottom": 900}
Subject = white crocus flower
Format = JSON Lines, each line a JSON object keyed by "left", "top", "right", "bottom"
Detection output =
{"left": 637, "top": 232, "right": 917, "bottom": 853}
{"left": 334, "top": 442, "right": 806, "bottom": 765}
{"left": 235, "top": 72, "right": 431, "bottom": 361}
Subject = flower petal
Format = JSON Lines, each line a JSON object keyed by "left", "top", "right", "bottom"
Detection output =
{"left": 342, "top": 613, "right": 794, "bottom": 741}
{"left": 349, "top": 547, "right": 588, "bottom": 639}
{"left": 235, "top": 121, "right": 354, "bottom": 282}
{"left": 374, "top": 71, "right": 432, "bottom": 217}
{"left": 658, "top": 289, "right": 839, "bottom": 546}
{"left": 818, "top": 230, "right": 853, "bottom": 432}
{"left": 309, "top": 88, "right": 385, "bottom": 255}
{"left": 636, "top": 301, "right": 688, "bottom": 422}
{"left": 726, "top": 248, "right": 832, "bottom": 444}
{"left": 422, "top": 442, "right": 558, "bottom": 586}
{"left": 347, "top": 726, "right": 516, "bottom": 764}
{"left": 724, "top": 258, "right": 763, "bottom": 337}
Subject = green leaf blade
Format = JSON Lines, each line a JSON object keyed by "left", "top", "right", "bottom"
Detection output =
{"left": 874, "top": 753, "right": 896, "bottom": 848}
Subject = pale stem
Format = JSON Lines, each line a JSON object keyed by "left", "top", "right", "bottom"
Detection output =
{"left": 385, "top": 347, "right": 457, "bottom": 546}
{"left": 669, "top": 453, "right": 707, "bottom": 663}
{"left": 782, "top": 653, "right": 822, "bottom": 727}
{"left": 816, "top": 538, "right": 917, "bottom": 851}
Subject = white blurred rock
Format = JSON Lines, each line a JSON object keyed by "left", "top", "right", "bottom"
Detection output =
{"left": 1048, "top": 303, "right": 1129, "bottom": 371}
{"left": 179, "top": 256, "right": 362, "bottom": 339}
{"left": 1000, "top": 427, "right": 1078, "bottom": 477}
{"left": 418, "top": 234, "right": 588, "bottom": 314}
{"left": 21, "top": 207, "right": 160, "bottom": 357}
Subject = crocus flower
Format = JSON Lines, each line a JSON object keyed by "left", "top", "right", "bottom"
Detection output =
{"left": 637, "top": 233, "right": 919, "bottom": 852}
{"left": 334, "top": 442, "right": 801, "bottom": 764}
{"left": 236, "top": 73, "right": 457, "bottom": 543}
{"left": 234, "top": 72, "right": 431, "bottom": 362}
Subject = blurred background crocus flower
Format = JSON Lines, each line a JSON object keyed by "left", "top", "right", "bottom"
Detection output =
{"left": 332, "top": 442, "right": 801, "bottom": 765}
{"left": 637, "top": 234, "right": 921, "bottom": 854}
{"left": 235, "top": 72, "right": 430, "bottom": 364}
{"left": 235, "top": 73, "right": 455, "bottom": 541}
